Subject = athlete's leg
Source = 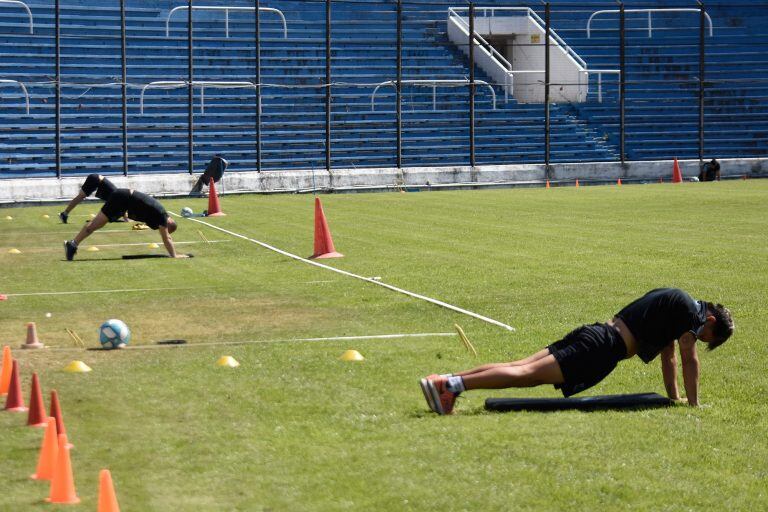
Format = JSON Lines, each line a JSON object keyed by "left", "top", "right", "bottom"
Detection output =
{"left": 461, "top": 354, "right": 565, "bottom": 390}
{"left": 453, "top": 348, "right": 552, "bottom": 378}
{"left": 73, "top": 211, "right": 109, "bottom": 245}
{"left": 62, "top": 190, "right": 87, "bottom": 216}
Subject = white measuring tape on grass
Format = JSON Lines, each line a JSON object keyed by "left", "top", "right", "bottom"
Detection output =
{"left": 175, "top": 214, "right": 515, "bottom": 332}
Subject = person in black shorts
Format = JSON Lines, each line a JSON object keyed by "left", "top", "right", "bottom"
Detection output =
{"left": 698, "top": 158, "right": 721, "bottom": 182}
{"left": 59, "top": 174, "right": 123, "bottom": 224}
{"left": 420, "top": 288, "right": 734, "bottom": 415}
{"left": 64, "top": 189, "right": 187, "bottom": 260}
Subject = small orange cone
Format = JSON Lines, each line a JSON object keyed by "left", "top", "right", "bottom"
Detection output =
{"left": 27, "top": 372, "right": 47, "bottom": 427}
{"left": 5, "top": 360, "right": 28, "bottom": 412}
{"left": 309, "top": 197, "right": 343, "bottom": 259}
{"left": 617, "top": 178, "right": 622, "bottom": 186}
{"left": 47, "top": 434, "right": 80, "bottom": 504}
{"left": 206, "top": 177, "right": 225, "bottom": 217}
{"left": 31, "top": 417, "right": 58, "bottom": 481}
{"left": 545, "top": 180, "right": 550, "bottom": 189}
{"left": 98, "top": 469, "right": 121, "bottom": 512}
{"left": 22, "top": 322, "right": 45, "bottom": 349}
{"left": 0, "top": 345, "right": 12, "bottom": 396}
{"left": 575, "top": 179, "right": 580, "bottom": 188}
{"left": 672, "top": 158, "right": 683, "bottom": 183}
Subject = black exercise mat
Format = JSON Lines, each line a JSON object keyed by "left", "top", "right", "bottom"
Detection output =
{"left": 485, "top": 393, "right": 672, "bottom": 412}
{"left": 122, "top": 254, "right": 194, "bottom": 259}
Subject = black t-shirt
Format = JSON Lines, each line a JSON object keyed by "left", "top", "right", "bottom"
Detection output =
{"left": 616, "top": 288, "right": 707, "bottom": 363}
{"left": 101, "top": 189, "right": 168, "bottom": 229}
{"left": 81, "top": 174, "right": 117, "bottom": 201}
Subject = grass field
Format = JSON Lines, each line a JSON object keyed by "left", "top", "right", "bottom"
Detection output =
{"left": 1, "top": 180, "right": 766, "bottom": 511}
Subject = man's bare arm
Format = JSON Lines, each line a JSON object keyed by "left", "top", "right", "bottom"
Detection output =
{"left": 660, "top": 342, "right": 680, "bottom": 400}
{"left": 159, "top": 227, "right": 187, "bottom": 258}
{"left": 678, "top": 332, "right": 700, "bottom": 407}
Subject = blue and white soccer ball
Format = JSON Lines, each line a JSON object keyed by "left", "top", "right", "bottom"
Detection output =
{"left": 181, "top": 207, "right": 193, "bottom": 218}
{"left": 99, "top": 319, "right": 131, "bottom": 349}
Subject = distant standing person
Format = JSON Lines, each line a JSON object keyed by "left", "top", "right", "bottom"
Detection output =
{"left": 699, "top": 158, "right": 721, "bottom": 182}
{"left": 59, "top": 174, "right": 123, "bottom": 224}
{"left": 64, "top": 189, "right": 187, "bottom": 260}
{"left": 420, "top": 288, "right": 734, "bottom": 415}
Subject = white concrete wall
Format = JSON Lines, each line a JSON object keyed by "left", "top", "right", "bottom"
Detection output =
{"left": 1, "top": 158, "right": 765, "bottom": 203}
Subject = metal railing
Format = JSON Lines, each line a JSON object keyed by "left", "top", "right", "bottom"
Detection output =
{"left": 450, "top": 7, "right": 586, "bottom": 70}
{"left": 371, "top": 79, "right": 496, "bottom": 111}
{"left": 0, "top": 79, "right": 29, "bottom": 114}
{"left": 587, "top": 69, "right": 620, "bottom": 103}
{"left": 0, "top": 0, "right": 32, "bottom": 34}
{"left": 166, "top": 6, "right": 287, "bottom": 38}
{"left": 140, "top": 81, "right": 258, "bottom": 114}
{"left": 587, "top": 8, "right": 713, "bottom": 38}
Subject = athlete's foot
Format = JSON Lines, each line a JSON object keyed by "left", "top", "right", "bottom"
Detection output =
{"left": 426, "top": 376, "right": 458, "bottom": 415}
{"left": 420, "top": 374, "right": 440, "bottom": 413}
{"left": 59, "top": 211, "right": 68, "bottom": 224}
{"left": 64, "top": 240, "right": 78, "bottom": 261}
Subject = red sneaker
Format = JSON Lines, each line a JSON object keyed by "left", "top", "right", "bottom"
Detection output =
{"left": 427, "top": 376, "right": 458, "bottom": 415}
{"left": 420, "top": 374, "right": 440, "bottom": 412}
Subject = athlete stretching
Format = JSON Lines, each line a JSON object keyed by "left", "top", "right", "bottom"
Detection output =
{"left": 421, "top": 288, "right": 734, "bottom": 414}
{"left": 64, "top": 189, "right": 187, "bottom": 260}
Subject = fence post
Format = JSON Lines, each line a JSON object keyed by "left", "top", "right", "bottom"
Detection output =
{"left": 619, "top": 1, "right": 626, "bottom": 164}
{"left": 698, "top": 1, "right": 706, "bottom": 167}
{"left": 544, "top": 2, "right": 550, "bottom": 171}
{"left": 120, "top": 0, "right": 128, "bottom": 176}
{"left": 255, "top": 0, "right": 261, "bottom": 172}
{"left": 54, "top": 0, "right": 61, "bottom": 178}
{"left": 468, "top": 2, "right": 475, "bottom": 167}
{"left": 187, "top": 0, "right": 194, "bottom": 174}
{"left": 325, "top": 0, "right": 332, "bottom": 172}
{"left": 396, "top": 0, "right": 402, "bottom": 168}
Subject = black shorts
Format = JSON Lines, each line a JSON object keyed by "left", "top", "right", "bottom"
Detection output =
{"left": 81, "top": 174, "right": 117, "bottom": 201}
{"left": 101, "top": 189, "right": 131, "bottom": 222}
{"left": 547, "top": 323, "right": 627, "bottom": 397}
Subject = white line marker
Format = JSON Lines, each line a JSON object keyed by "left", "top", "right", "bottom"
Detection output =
{"left": 42, "top": 332, "right": 458, "bottom": 351}
{"left": 6, "top": 286, "right": 205, "bottom": 297}
{"left": 175, "top": 214, "right": 515, "bottom": 332}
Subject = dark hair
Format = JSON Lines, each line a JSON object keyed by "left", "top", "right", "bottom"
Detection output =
{"left": 167, "top": 217, "right": 177, "bottom": 234}
{"left": 706, "top": 302, "right": 734, "bottom": 351}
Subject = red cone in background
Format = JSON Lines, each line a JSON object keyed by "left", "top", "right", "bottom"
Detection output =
{"left": 22, "top": 322, "right": 44, "bottom": 349}
{"left": 4, "top": 360, "right": 27, "bottom": 412}
{"left": 617, "top": 178, "right": 622, "bottom": 186}
{"left": 672, "top": 158, "right": 683, "bottom": 183}
{"left": 27, "top": 372, "right": 47, "bottom": 427}
{"left": 575, "top": 179, "right": 580, "bottom": 188}
{"left": 206, "top": 177, "right": 225, "bottom": 217}
{"left": 49, "top": 390, "right": 73, "bottom": 448}
{"left": 309, "top": 197, "right": 343, "bottom": 259}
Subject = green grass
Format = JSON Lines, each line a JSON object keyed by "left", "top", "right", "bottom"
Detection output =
{"left": 1, "top": 181, "right": 766, "bottom": 511}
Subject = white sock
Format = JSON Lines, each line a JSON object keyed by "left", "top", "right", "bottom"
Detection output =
{"left": 440, "top": 373, "right": 453, "bottom": 379}
{"left": 446, "top": 376, "right": 465, "bottom": 394}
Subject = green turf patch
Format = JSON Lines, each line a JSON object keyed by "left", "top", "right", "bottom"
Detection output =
{"left": 1, "top": 181, "right": 767, "bottom": 510}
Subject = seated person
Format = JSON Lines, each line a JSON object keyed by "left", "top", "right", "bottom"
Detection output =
{"left": 699, "top": 158, "right": 721, "bottom": 182}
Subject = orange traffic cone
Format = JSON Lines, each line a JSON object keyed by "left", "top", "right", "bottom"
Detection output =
{"left": 49, "top": 390, "right": 73, "bottom": 448}
{"left": 309, "top": 197, "right": 343, "bottom": 259}
{"left": 0, "top": 345, "right": 12, "bottom": 396}
{"left": 31, "top": 417, "right": 58, "bottom": 481}
{"left": 575, "top": 179, "right": 580, "bottom": 188}
{"left": 617, "top": 178, "right": 622, "bottom": 186}
{"left": 206, "top": 177, "right": 225, "bottom": 217}
{"left": 27, "top": 372, "right": 47, "bottom": 427}
{"left": 545, "top": 180, "right": 550, "bottom": 189}
{"left": 22, "top": 322, "right": 44, "bottom": 349}
{"left": 98, "top": 469, "right": 121, "bottom": 512}
{"left": 672, "top": 158, "right": 683, "bottom": 183}
{"left": 47, "top": 434, "right": 80, "bottom": 504}
{"left": 5, "top": 360, "right": 28, "bottom": 412}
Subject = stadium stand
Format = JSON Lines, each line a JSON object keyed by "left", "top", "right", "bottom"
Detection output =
{"left": 0, "top": 0, "right": 765, "bottom": 178}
